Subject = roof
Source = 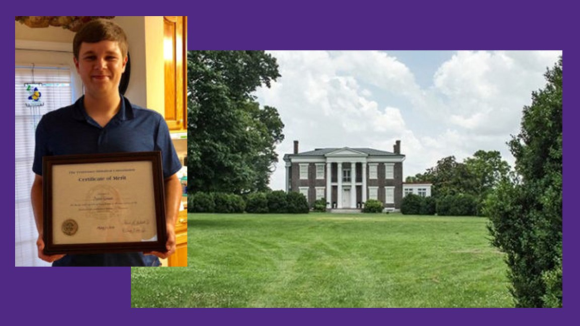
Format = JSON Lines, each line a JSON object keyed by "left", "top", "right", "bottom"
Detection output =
{"left": 283, "top": 147, "right": 404, "bottom": 161}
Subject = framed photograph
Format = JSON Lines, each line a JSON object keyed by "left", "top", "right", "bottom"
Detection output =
{"left": 42, "top": 151, "right": 167, "bottom": 255}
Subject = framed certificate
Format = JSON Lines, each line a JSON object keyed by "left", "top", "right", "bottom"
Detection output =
{"left": 42, "top": 151, "right": 167, "bottom": 255}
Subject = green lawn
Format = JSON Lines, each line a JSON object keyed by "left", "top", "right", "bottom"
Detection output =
{"left": 131, "top": 213, "right": 513, "bottom": 308}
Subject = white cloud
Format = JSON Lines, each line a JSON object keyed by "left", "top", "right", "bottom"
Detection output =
{"left": 434, "top": 51, "right": 503, "bottom": 99}
{"left": 332, "top": 51, "right": 421, "bottom": 98}
{"left": 256, "top": 51, "right": 411, "bottom": 147}
{"left": 428, "top": 50, "right": 561, "bottom": 136}
{"left": 254, "top": 51, "right": 560, "bottom": 191}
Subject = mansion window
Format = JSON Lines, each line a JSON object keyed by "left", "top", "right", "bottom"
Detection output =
{"left": 385, "top": 187, "right": 395, "bottom": 204}
{"left": 316, "top": 164, "right": 324, "bottom": 179}
{"left": 385, "top": 164, "right": 394, "bottom": 179}
{"left": 369, "top": 187, "right": 378, "bottom": 200}
{"left": 369, "top": 164, "right": 377, "bottom": 179}
{"left": 315, "top": 187, "right": 325, "bottom": 200}
{"left": 418, "top": 188, "right": 427, "bottom": 197}
{"left": 299, "top": 187, "right": 309, "bottom": 198}
{"left": 299, "top": 164, "right": 308, "bottom": 179}
{"left": 343, "top": 169, "right": 351, "bottom": 182}
{"left": 404, "top": 188, "right": 413, "bottom": 196}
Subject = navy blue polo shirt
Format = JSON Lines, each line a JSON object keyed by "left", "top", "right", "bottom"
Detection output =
{"left": 32, "top": 95, "right": 182, "bottom": 267}
{"left": 33, "top": 95, "right": 181, "bottom": 178}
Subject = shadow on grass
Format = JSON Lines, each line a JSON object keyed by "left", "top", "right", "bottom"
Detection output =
{"left": 187, "top": 217, "right": 244, "bottom": 229}
{"left": 187, "top": 214, "right": 311, "bottom": 230}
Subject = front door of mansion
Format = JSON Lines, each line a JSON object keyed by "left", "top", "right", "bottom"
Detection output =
{"left": 342, "top": 187, "right": 351, "bottom": 208}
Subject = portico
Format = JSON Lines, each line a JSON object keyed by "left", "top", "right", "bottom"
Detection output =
{"left": 325, "top": 150, "right": 368, "bottom": 209}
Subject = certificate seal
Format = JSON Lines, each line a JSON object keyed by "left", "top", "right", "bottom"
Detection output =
{"left": 62, "top": 219, "right": 78, "bottom": 236}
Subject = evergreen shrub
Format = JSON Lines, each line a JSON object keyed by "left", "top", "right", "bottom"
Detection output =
{"left": 286, "top": 192, "right": 310, "bottom": 214}
{"left": 189, "top": 192, "right": 215, "bottom": 213}
{"left": 363, "top": 199, "right": 384, "bottom": 213}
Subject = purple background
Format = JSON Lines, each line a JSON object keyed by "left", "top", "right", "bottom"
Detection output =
{"left": 5, "top": 0, "right": 574, "bottom": 324}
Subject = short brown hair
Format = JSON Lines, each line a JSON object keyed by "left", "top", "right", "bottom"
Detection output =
{"left": 73, "top": 19, "right": 128, "bottom": 59}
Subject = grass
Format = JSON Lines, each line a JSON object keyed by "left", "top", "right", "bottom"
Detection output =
{"left": 131, "top": 213, "right": 513, "bottom": 308}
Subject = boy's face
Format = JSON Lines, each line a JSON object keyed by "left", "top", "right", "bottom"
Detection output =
{"left": 74, "top": 40, "right": 127, "bottom": 100}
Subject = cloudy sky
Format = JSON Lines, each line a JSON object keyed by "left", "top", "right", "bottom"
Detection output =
{"left": 254, "top": 51, "right": 561, "bottom": 191}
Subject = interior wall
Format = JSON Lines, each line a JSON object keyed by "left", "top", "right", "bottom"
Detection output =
{"left": 15, "top": 22, "right": 74, "bottom": 43}
{"left": 15, "top": 17, "right": 165, "bottom": 113}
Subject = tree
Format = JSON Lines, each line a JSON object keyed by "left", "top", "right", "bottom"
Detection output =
{"left": 418, "top": 156, "right": 478, "bottom": 197}
{"left": 464, "top": 150, "right": 511, "bottom": 215}
{"left": 465, "top": 151, "right": 510, "bottom": 190}
{"left": 486, "top": 57, "right": 562, "bottom": 307}
{"left": 241, "top": 102, "right": 285, "bottom": 192}
{"left": 409, "top": 151, "right": 511, "bottom": 215}
{"left": 187, "top": 51, "right": 284, "bottom": 194}
{"left": 405, "top": 173, "right": 433, "bottom": 184}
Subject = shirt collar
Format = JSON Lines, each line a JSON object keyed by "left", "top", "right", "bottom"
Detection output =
{"left": 72, "top": 95, "right": 135, "bottom": 122}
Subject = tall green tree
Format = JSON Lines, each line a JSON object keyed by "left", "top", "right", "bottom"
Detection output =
{"left": 405, "top": 174, "right": 431, "bottom": 184}
{"left": 187, "top": 51, "right": 283, "bottom": 194}
{"left": 409, "top": 151, "right": 510, "bottom": 199}
{"left": 464, "top": 150, "right": 511, "bottom": 214}
{"left": 241, "top": 102, "right": 285, "bottom": 192}
{"left": 486, "top": 57, "right": 562, "bottom": 307}
{"left": 464, "top": 150, "right": 511, "bottom": 192}
{"left": 411, "top": 156, "right": 477, "bottom": 197}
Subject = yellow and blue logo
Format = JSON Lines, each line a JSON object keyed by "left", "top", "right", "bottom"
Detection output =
{"left": 25, "top": 84, "right": 44, "bottom": 107}
{"left": 27, "top": 85, "right": 41, "bottom": 102}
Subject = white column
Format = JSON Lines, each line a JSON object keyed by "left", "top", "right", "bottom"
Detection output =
{"left": 337, "top": 162, "right": 343, "bottom": 208}
{"left": 362, "top": 162, "right": 367, "bottom": 204}
{"left": 326, "top": 162, "right": 332, "bottom": 208}
{"left": 285, "top": 164, "right": 290, "bottom": 193}
{"left": 350, "top": 162, "right": 356, "bottom": 208}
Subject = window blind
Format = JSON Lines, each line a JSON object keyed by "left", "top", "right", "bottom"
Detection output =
{"left": 15, "top": 65, "right": 73, "bottom": 266}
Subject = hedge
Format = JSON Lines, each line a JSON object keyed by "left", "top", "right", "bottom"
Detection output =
{"left": 267, "top": 190, "right": 288, "bottom": 213}
{"left": 245, "top": 192, "right": 269, "bottom": 213}
{"left": 312, "top": 198, "right": 328, "bottom": 212}
{"left": 436, "top": 193, "right": 477, "bottom": 216}
{"left": 401, "top": 193, "right": 422, "bottom": 215}
{"left": 213, "top": 193, "right": 245, "bottom": 213}
{"left": 189, "top": 191, "right": 311, "bottom": 214}
{"left": 363, "top": 199, "right": 384, "bottom": 213}
{"left": 286, "top": 192, "right": 310, "bottom": 213}
{"left": 188, "top": 192, "right": 215, "bottom": 213}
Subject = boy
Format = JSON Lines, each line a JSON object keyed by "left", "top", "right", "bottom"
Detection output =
{"left": 30, "top": 19, "right": 182, "bottom": 266}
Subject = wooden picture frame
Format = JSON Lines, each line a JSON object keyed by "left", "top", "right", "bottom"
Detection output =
{"left": 42, "top": 151, "right": 167, "bottom": 255}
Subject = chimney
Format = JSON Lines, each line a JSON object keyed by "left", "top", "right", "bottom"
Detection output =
{"left": 395, "top": 140, "right": 401, "bottom": 154}
{"left": 294, "top": 140, "right": 299, "bottom": 154}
